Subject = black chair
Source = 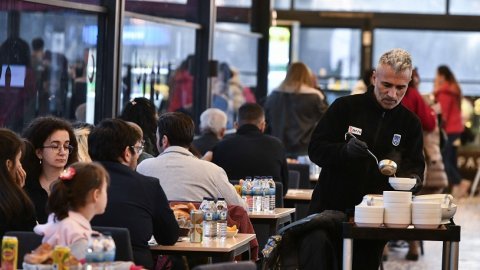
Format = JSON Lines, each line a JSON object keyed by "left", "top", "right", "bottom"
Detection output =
{"left": 288, "top": 170, "right": 300, "bottom": 189}
{"left": 92, "top": 226, "right": 134, "bottom": 261}
{"left": 192, "top": 261, "right": 256, "bottom": 270}
{"left": 287, "top": 163, "right": 310, "bottom": 189}
{"left": 4, "top": 231, "right": 43, "bottom": 269}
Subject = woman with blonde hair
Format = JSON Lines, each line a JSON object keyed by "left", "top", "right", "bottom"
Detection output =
{"left": 265, "top": 62, "right": 328, "bottom": 157}
{"left": 73, "top": 122, "right": 93, "bottom": 162}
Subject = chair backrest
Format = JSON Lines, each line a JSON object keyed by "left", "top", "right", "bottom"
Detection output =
{"left": 4, "top": 231, "right": 43, "bottom": 269}
{"left": 288, "top": 170, "right": 300, "bottom": 189}
{"left": 192, "top": 261, "right": 256, "bottom": 270}
{"left": 275, "top": 181, "right": 284, "bottom": 208}
{"left": 287, "top": 163, "right": 310, "bottom": 189}
{"left": 92, "top": 226, "right": 134, "bottom": 261}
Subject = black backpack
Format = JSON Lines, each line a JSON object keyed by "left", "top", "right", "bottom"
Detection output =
{"left": 262, "top": 210, "right": 346, "bottom": 270}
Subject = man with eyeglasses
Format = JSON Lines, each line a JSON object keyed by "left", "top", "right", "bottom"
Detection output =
{"left": 89, "top": 118, "right": 179, "bottom": 269}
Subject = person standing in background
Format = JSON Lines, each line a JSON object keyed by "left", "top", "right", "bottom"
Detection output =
{"left": 434, "top": 65, "right": 469, "bottom": 198}
{"left": 265, "top": 62, "right": 328, "bottom": 158}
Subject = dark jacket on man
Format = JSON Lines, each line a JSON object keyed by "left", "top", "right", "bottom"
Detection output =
{"left": 91, "top": 161, "right": 179, "bottom": 269}
{"left": 211, "top": 124, "right": 289, "bottom": 194}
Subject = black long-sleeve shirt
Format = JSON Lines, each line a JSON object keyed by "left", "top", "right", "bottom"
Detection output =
{"left": 308, "top": 88, "right": 425, "bottom": 214}
{"left": 91, "top": 161, "right": 179, "bottom": 269}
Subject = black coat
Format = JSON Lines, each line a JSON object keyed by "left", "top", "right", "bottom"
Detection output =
{"left": 91, "top": 161, "right": 179, "bottom": 269}
{"left": 211, "top": 124, "right": 289, "bottom": 194}
{"left": 308, "top": 88, "right": 425, "bottom": 214}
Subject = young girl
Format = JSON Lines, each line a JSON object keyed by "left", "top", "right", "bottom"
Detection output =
{"left": 0, "top": 128, "right": 36, "bottom": 238}
{"left": 34, "top": 162, "right": 109, "bottom": 259}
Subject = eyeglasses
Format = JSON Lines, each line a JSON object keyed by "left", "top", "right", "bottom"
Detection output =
{"left": 130, "top": 140, "right": 145, "bottom": 155}
{"left": 42, "top": 144, "right": 74, "bottom": 154}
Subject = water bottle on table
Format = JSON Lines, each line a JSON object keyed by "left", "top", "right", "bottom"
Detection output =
{"left": 216, "top": 198, "right": 228, "bottom": 239}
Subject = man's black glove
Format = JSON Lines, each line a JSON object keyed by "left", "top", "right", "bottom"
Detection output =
{"left": 345, "top": 137, "right": 369, "bottom": 158}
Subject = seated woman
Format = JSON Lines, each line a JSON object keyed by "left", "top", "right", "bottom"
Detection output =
{"left": 34, "top": 162, "right": 109, "bottom": 259}
{"left": 0, "top": 128, "right": 36, "bottom": 238}
{"left": 22, "top": 116, "right": 79, "bottom": 223}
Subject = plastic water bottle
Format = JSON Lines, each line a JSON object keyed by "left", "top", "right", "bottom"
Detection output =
{"left": 216, "top": 198, "right": 228, "bottom": 239}
{"left": 199, "top": 197, "right": 209, "bottom": 211}
{"left": 102, "top": 233, "right": 116, "bottom": 262}
{"left": 252, "top": 176, "right": 263, "bottom": 212}
{"left": 267, "top": 176, "right": 276, "bottom": 212}
{"left": 262, "top": 177, "right": 270, "bottom": 212}
{"left": 242, "top": 177, "right": 253, "bottom": 213}
{"left": 202, "top": 198, "right": 217, "bottom": 240}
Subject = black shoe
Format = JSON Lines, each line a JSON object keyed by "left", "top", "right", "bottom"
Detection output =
{"left": 405, "top": 253, "right": 419, "bottom": 261}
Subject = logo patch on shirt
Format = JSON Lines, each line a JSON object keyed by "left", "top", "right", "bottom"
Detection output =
{"left": 348, "top": 126, "right": 362, "bottom": 136}
{"left": 392, "top": 134, "right": 402, "bottom": 146}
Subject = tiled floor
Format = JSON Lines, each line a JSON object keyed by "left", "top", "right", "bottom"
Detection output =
{"left": 383, "top": 197, "right": 480, "bottom": 270}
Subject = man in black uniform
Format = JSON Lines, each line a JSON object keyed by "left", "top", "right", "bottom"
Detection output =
{"left": 305, "top": 48, "right": 425, "bottom": 269}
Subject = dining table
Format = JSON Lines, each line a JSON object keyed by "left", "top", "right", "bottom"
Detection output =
{"left": 150, "top": 233, "right": 256, "bottom": 262}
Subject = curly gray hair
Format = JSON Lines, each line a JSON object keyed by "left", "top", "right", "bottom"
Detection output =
{"left": 377, "top": 48, "right": 413, "bottom": 73}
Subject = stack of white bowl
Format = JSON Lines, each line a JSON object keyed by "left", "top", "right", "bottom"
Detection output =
{"left": 354, "top": 204, "right": 384, "bottom": 227}
{"left": 411, "top": 201, "right": 442, "bottom": 228}
{"left": 413, "top": 194, "right": 457, "bottom": 221}
{"left": 383, "top": 191, "right": 412, "bottom": 228}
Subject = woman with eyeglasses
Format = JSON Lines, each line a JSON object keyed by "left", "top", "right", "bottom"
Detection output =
{"left": 0, "top": 128, "right": 36, "bottom": 238}
{"left": 22, "top": 116, "right": 78, "bottom": 223}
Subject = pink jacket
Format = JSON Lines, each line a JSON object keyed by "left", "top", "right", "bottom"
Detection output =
{"left": 34, "top": 211, "right": 92, "bottom": 248}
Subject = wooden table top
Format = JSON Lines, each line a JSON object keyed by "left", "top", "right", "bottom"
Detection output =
{"left": 284, "top": 189, "right": 313, "bottom": 201}
{"left": 248, "top": 207, "right": 295, "bottom": 219}
{"left": 150, "top": 233, "right": 256, "bottom": 253}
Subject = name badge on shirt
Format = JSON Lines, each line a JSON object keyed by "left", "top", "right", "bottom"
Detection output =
{"left": 392, "top": 134, "right": 402, "bottom": 146}
{"left": 348, "top": 126, "right": 362, "bottom": 136}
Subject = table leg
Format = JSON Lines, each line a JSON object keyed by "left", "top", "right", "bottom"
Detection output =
{"left": 442, "top": 241, "right": 459, "bottom": 270}
{"left": 343, "top": 238, "right": 353, "bottom": 270}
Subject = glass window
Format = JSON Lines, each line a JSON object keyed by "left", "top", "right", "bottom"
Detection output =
{"left": 213, "top": 22, "right": 259, "bottom": 128}
{"left": 0, "top": 8, "right": 99, "bottom": 132}
{"left": 216, "top": 0, "right": 251, "bottom": 7}
{"left": 374, "top": 29, "right": 480, "bottom": 137}
{"left": 450, "top": 0, "right": 480, "bottom": 15}
{"left": 268, "top": 26, "right": 291, "bottom": 94}
{"left": 274, "top": 0, "right": 292, "bottom": 10}
{"left": 294, "top": 0, "right": 446, "bottom": 14}
{"left": 62, "top": 0, "right": 102, "bottom": 4}
{"left": 298, "top": 28, "right": 361, "bottom": 103}
{"left": 374, "top": 29, "right": 480, "bottom": 96}
{"left": 121, "top": 17, "right": 196, "bottom": 115}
